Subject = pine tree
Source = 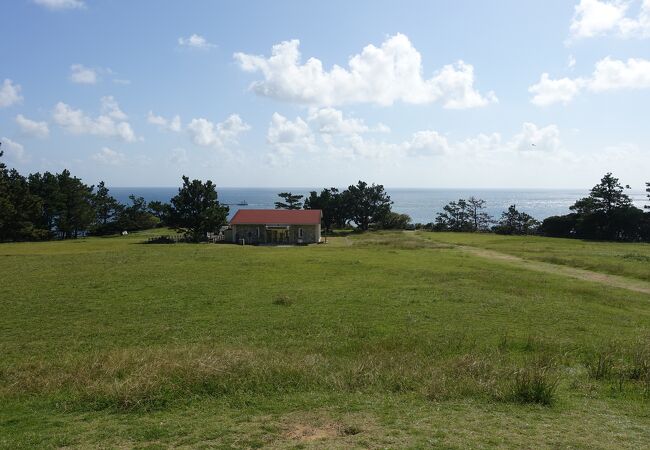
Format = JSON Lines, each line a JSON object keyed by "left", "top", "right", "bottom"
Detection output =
{"left": 274, "top": 192, "right": 304, "bottom": 210}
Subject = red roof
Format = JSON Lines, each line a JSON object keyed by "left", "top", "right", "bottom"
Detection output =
{"left": 230, "top": 209, "right": 322, "bottom": 225}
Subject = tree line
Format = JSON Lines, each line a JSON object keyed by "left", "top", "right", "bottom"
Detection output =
{"left": 0, "top": 144, "right": 229, "bottom": 242}
{"left": 2, "top": 140, "right": 648, "bottom": 243}
{"left": 278, "top": 173, "right": 650, "bottom": 241}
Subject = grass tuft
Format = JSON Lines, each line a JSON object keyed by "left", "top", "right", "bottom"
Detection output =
{"left": 506, "top": 364, "right": 558, "bottom": 406}
{"left": 273, "top": 294, "right": 293, "bottom": 306}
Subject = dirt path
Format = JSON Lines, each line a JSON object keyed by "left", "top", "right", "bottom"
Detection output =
{"left": 455, "top": 245, "right": 650, "bottom": 295}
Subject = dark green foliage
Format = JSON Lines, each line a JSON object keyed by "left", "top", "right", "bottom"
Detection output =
{"left": 377, "top": 211, "right": 412, "bottom": 229}
{"left": 540, "top": 213, "right": 578, "bottom": 238}
{"left": 0, "top": 161, "right": 46, "bottom": 241}
{"left": 434, "top": 197, "right": 493, "bottom": 232}
{"left": 147, "top": 200, "right": 171, "bottom": 225}
{"left": 274, "top": 192, "right": 304, "bottom": 209}
{"left": 493, "top": 205, "right": 540, "bottom": 235}
{"left": 168, "top": 176, "right": 229, "bottom": 242}
{"left": 303, "top": 187, "right": 347, "bottom": 231}
{"left": 343, "top": 181, "right": 392, "bottom": 231}
{"left": 542, "top": 173, "right": 649, "bottom": 241}
{"left": 116, "top": 195, "right": 159, "bottom": 232}
{"left": 54, "top": 170, "right": 95, "bottom": 239}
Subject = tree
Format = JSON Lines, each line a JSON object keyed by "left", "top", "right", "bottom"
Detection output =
{"left": 168, "top": 176, "right": 229, "bottom": 241}
{"left": 435, "top": 199, "right": 472, "bottom": 231}
{"left": 570, "top": 173, "right": 637, "bottom": 240}
{"left": 90, "top": 181, "right": 123, "bottom": 234}
{"left": 148, "top": 200, "right": 171, "bottom": 225}
{"left": 343, "top": 181, "right": 392, "bottom": 231}
{"left": 646, "top": 182, "right": 649, "bottom": 210}
{"left": 571, "top": 173, "right": 632, "bottom": 216}
{"left": 116, "top": 195, "right": 158, "bottom": 231}
{"left": 467, "top": 197, "right": 493, "bottom": 231}
{"left": 55, "top": 170, "right": 95, "bottom": 239}
{"left": 28, "top": 172, "right": 62, "bottom": 235}
{"left": 303, "top": 188, "right": 346, "bottom": 232}
{"left": 0, "top": 162, "right": 45, "bottom": 241}
{"left": 493, "top": 205, "right": 540, "bottom": 235}
{"left": 275, "top": 192, "right": 304, "bottom": 210}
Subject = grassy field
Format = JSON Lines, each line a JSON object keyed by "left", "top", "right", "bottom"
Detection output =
{"left": 1, "top": 230, "right": 650, "bottom": 448}
{"left": 420, "top": 231, "right": 650, "bottom": 282}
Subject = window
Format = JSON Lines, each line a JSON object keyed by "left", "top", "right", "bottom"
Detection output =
{"left": 298, "top": 228, "right": 304, "bottom": 238}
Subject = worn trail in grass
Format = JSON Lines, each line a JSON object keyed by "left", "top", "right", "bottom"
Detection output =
{"left": 438, "top": 240, "right": 650, "bottom": 295}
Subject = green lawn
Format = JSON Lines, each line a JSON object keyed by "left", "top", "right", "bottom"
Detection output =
{"left": 1, "top": 230, "right": 649, "bottom": 448}
{"left": 420, "top": 231, "right": 650, "bottom": 282}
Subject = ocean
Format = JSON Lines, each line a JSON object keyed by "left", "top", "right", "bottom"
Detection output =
{"left": 109, "top": 187, "right": 648, "bottom": 224}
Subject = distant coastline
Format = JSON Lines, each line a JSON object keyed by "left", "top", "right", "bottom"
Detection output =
{"left": 109, "top": 187, "right": 648, "bottom": 223}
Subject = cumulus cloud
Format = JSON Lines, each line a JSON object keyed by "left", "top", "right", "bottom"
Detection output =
{"left": 569, "top": 0, "right": 650, "bottom": 39}
{"left": 92, "top": 147, "right": 126, "bottom": 165}
{"left": 0, "top": 79, "right": 23, "bottom": 108}
{"left": 267, "top": 113, "right": 316, "bottom": 154}
{"left": 69, "top": 64, "right": 97, "bottom": 84}
{"left": 148, "top": 111, "right": 182, "bottom": 132}
{"left": 405, "top": 130, "right": 450, "bottom": 157}
{"left": 15, "top": 114, "right": 49, "bottom": 138}
{"left": 530, "top": 57, "right": 650, "bottom": 105}
{"left": 263, "top": 107, "right": 560, "bottom": 164}
{"left": 510, "top": 123, "right": 561, "bottom": 153}
{"left": 187, "top": 114, "right": 250, "bottom": 149}
{"left": 33, "top": 0, "right": 85, "bottom": 10}
{"left": 529, "top": 73, "right": 584, "bottom": 106}
{"left": 52, "top": 97, "right": 137, "bottom": 142}
{"left": 178, "top": 34, "right": 216, "bottom": 49}
{"left": 234, "top": 33, "right": 496, "bottom": 108}
{"left": 0, "top": 137, "right": 28, "bottom": 162}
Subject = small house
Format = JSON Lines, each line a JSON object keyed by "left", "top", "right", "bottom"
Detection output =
{"left": 228, "top": 209, "right": 322, "bottom": 245}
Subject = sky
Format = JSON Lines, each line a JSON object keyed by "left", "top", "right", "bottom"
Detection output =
{"left": 1, "top": 0, "right": 650, "bottom": 189}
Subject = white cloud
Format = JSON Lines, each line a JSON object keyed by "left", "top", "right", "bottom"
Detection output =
{"left": 92, "top": 147, "right": 126, "bottom": 165}
{"left": 148, "top": 111, "right": 182, "bottom": 132}
{"left": 529, "top": 73, "right": 584, "bottom": 106}
{"left": 0, "top": 79, "right": 23, "bottom": 108}
{"left": 530, "top": 57, "right": 650, "bottom": 105}
{"left": 569, "top": 0, "right": 650, "bottom": 39}
{"left": 509, "top": 123, "right": 561, "bottom": 153}
{"left": 404, "top": 130, "right": 450, "bottom": 156}
{"left": 267, "top": 113, "right": 316, "bottom": 155}
{"left": 1, "top": 137, "right": 28, "bottom": 162}
{"left": 187, "top": 114, "right": 250, "bottom": 149}
{"left": 15, "top": 114, "right": 49, "bottom": 138}
{"left": 33, "top": 0, "right": 85, "bottom": 10}
{"left": 178, "top": 34, "right": 216, "bottom": 49}
{"left": 170, "top": 148, "right": 189, "bottom": 164}
{"left": 100, "top": 96, "right": 128, "bottom": 120}
{"left": 69, "top": 64, "right": 97, "bottom": 84}
{"left": 590, "top": 56, "right": 650, "bottom": 90}
{"left": 234, "top": 33, "right": 496, "bottom": 108}
{"left": 52, "top": 97, "right": 137, "bottom": 142}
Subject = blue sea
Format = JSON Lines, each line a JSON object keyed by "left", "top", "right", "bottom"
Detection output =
{"left": 109, "top": 187, "right": 648, "bottom": 224}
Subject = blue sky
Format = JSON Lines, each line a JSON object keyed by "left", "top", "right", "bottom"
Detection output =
{"left": 1, "top": 0, "right": 650, "bottom": 188}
